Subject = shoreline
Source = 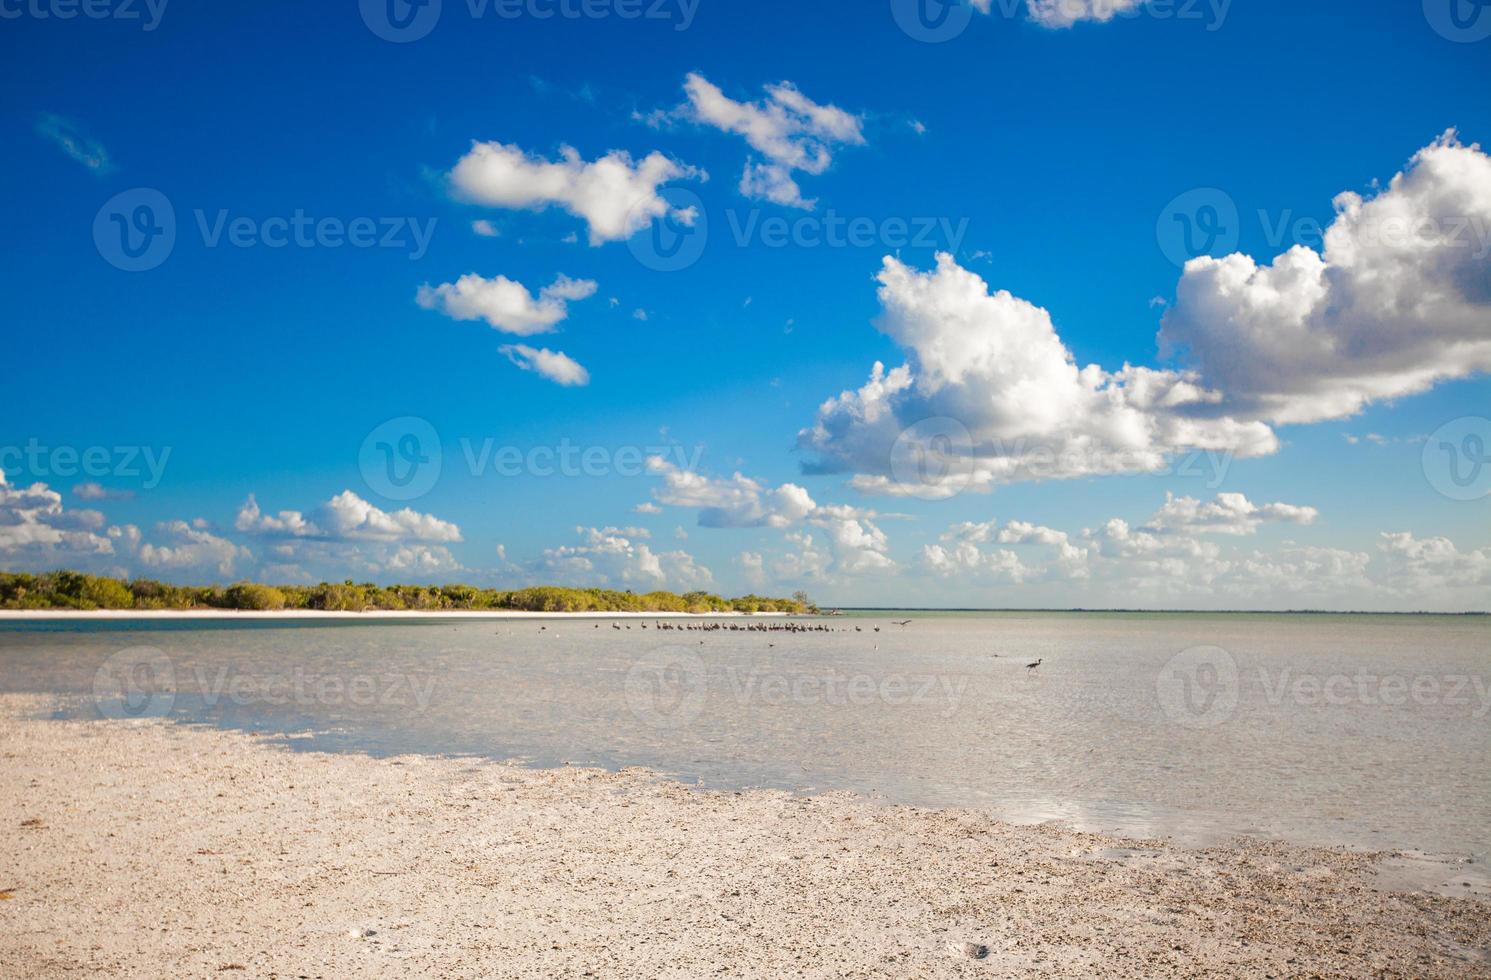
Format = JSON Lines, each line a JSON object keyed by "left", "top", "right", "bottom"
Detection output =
{"left": 0, "top": 608, "right": 791, "bottom": 621}
{"left": 1, "top": 695, "right": 1487, "bottom": 977}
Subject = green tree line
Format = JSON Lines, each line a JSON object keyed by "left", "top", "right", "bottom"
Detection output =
{"left": 0, "top": 571, "right": 815, "bottom": 615}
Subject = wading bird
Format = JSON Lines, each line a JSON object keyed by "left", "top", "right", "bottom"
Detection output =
{"left": 1026, "top": 658, "right": 1043, "bottom": 671}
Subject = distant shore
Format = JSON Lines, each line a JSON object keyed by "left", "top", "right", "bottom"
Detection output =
{"left": 1, "top": 694, "right": 1487, "bottom": 978}
{"left": 0, "top": 608, "right": 788, "bottom": 621}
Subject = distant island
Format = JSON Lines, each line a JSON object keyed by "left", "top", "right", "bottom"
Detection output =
{"left": 0, "top": 571, "right": 814, "bottom": 615}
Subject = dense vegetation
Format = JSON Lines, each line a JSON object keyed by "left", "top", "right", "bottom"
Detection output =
{"left": 0, "top": 571, "right": 813, "bottom": 615}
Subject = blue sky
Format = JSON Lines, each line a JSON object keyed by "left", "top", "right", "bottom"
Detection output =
{"left": 2, "top": 0, "right": 1489, "bottom": 609}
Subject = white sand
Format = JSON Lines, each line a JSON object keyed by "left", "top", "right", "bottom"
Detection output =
{"left": 1, "top": 694, "right": 1487, "bottom": 978}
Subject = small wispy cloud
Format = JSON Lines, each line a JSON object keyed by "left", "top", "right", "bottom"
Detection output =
{"left": 37, "top": 114, "right": 114, "bottom": 174}
{"left": 73, "top": 482, "right": 135, "bottom": 502}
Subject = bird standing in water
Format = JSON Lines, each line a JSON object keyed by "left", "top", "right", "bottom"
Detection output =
{"left": 1026, "top": 658, "right": 1043, "bottom": 671}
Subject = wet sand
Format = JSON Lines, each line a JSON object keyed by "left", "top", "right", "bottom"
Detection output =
{"left": 1, "top": 694, "right": 1487, "bottom": 978}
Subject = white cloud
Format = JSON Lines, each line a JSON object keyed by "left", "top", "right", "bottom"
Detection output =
{"left": 1160, "top": 132, "right": 1491, "bottom": 424}
{"left": 645, "top": 456, "right": 816, "bottom": 528}
{"left": 1142, "top": 491, "right": 1318, "bottom": 536}
{"left": 417, "top": 272, "right": 596, "bottom": 336}
{"left": 673, "top": 73, "right": 864, "bottom": 209}
{"left": 911, "top": 494, "right": 1490, "bottom": 611}
{"left": 471, "top": 219, "right": 500, "bottom": 237}
{"left": 446, "top": 140, "right": 701, "bottom": 244}
{"left": 632, "top": 502, "right": 662, "bottom": 515}
{"left": 0, "top": 469, "right": 123, "bottom": 565}
{"left": 235, "top": 491, "right": 462, "bottom": 543}
{"left": 499, "top": 344, "right": 591, "bottom": 387}
{"left": 966, "top": 0, "right": 1146, "bottom": 28}
{"left": 643, "top": 459, "right": 896, "bottom": 581}
{"left": 770, "top": 530, "right": 833, "bottom": 583}
{"left": 1021, "top": 0, "right": 1145, "bottom": 28}
{"left": 809, "top": 506, "right": 897, "bottom": 574}
{"left": 233, "top": 491, "right": 464, "bottom": 581}
{"left": 800, "top": 253, "right": 1279, "bottom": 496}
{"left": 527, "top": 526, "right": 713, "bottom": 590}
{"left": 72, "top": 482, "right": 134, "bottom": 502}
{"left": 737, "top": 550, "right": 767, "bottom": 589}
{"left": 1377, "top": 532, "right": 1491, "bottom": 595}
{"left": 377, "top": 545, "right": 465, "bottom": 575}
{"left": 138, "top": 521, "right": 250, "bottom": 578}
{"left": 36, "top": 113, "right": 113, "bottom": 173}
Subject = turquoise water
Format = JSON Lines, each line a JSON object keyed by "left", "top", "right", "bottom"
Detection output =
{"left": 1, "top": 612, "right": 1487, "bottom": 868}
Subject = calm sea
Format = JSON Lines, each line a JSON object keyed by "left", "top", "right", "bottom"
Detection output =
{"left": 2, "top": 612, "right": 1487, "bottom": 874}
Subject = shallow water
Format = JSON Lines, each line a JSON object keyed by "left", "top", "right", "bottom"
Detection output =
{"left": 2, "top": 612, "right": 1487, "bottom": 871}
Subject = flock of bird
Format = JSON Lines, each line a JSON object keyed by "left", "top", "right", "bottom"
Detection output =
{"left": 528, "top": 619, "right": 1047, "bottom": 671}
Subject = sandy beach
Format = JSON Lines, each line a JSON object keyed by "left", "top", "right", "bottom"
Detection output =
{"left": 0, "top": 694, "right": 1487, "bottom": 978}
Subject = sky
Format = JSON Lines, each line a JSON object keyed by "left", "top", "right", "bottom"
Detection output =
{"left": 1, "top": 0, "right": 1489, "bottom": 610}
